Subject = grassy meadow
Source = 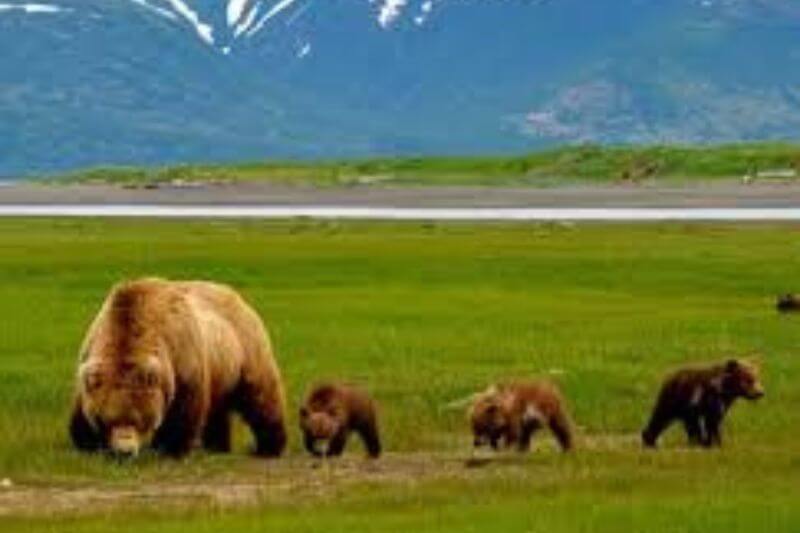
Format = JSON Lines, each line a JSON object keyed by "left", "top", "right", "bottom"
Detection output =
{"left": 51, "top": 143, "right": 800, "bottom": 187}
{"left": 0, "top": 219, "right": 798, "bottom": 531}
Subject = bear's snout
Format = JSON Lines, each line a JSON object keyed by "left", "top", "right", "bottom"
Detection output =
{"left": 109, "top": 426, "right": 141, "bottom": 457}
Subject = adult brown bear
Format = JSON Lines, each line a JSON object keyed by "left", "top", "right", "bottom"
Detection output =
{"left": 69, "top": 278, "right": 287, "bottom": 458}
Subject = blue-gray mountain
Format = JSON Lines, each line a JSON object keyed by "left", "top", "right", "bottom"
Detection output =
{"left": 1, "top": 0, "right": 799, "bottom": 177}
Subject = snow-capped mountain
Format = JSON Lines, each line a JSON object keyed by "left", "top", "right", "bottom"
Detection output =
{"left": 1, "top": 0, "right": 799, "bottom": 176}
{"left": 89, "top": 1, "right": 443, "bottom": 53}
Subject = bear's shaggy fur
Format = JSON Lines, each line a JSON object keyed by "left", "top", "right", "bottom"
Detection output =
{"left": 299, "top": 383, "right": 381, "bottom": 458}
{"left": 469, "top": 381, "right": 574, "bottom": 452}
{"left": 642, "top": 359, "right": 764, "bottom": 448}
{"left": 69, "top": 278, "right": 287, "bottom": 458}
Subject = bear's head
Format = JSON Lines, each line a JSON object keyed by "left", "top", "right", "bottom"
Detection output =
{"left": 469, "top": 388, "right": 509, "bottom": 447}
{"left": 722, "top": 359, "right": 764, "bottom": 401}
{"left": 78, "top": 356, "right": 174, "bottom": 456}
{"left": 299, "top": 404, "right": 343, "bottom": 442}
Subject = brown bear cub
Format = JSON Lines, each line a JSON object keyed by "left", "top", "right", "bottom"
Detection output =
{"left": 70, "top": 278, "right": 287, "bottom": 458}
{"left": 642, "top": 359, "right": 764, "bottom": 448}
{"left": 299, "top": 383, "right": 381, "bottom": 458}
{"left": 469, "top": 381, "right": 574, "bottom": 452}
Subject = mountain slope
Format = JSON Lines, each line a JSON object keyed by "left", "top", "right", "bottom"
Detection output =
{"left": 1, "top": 0, "right": 799, "bottom": 177}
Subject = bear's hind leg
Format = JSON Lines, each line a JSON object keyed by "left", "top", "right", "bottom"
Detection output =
{"left": 356, "top": 421, "right": 382, "bottom": 458}
{"left": 202, "top": 405, "right": 232, "bottom": 453}
{"left": 235, "top": 380, "right": 286, "bottom": 458}
{"left": 548, "top": 411, "right": 574, "bottom": 452}
{"left": 642, "top": 399, "right": 674, "bottom": 448}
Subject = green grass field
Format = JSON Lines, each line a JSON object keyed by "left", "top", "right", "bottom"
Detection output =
{"left": 0, "top": 219, "right": 798, "bottom": 531}
{"left": 51, "top": 143, "right": 800, "bottom": 187}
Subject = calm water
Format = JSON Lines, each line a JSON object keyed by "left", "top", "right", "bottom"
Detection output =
{"left": 0, "top": 205, "right": 799, "bottom": 221}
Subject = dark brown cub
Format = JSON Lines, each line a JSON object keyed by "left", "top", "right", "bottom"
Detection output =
{"left": 642, "top": 359, "right": 764, "bottom": 449}
{"left": 299, "top": 383, "right": 381, "bottom": 458}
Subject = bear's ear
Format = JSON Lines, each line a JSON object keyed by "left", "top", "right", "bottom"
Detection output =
{"left": 725, "top": 359, "right": 740, "bottom": 373}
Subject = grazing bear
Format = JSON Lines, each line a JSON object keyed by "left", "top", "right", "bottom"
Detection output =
{"left": 642, "top": 359, "right": 764, "bottom": 448}
{"left": 299, "top": 383, "right": 381, "bottom": 458}
{"left": 469, "top": 381, "right": 574, "bottom": 452}
{"left": 776, "top": 294, "right": 800, "bottom": 313}
{"left": 69, "top": 278, "right": 287, "bottom": 458}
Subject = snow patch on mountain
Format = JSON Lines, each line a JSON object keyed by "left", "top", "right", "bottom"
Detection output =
{"left": 227, "top": 0, "right": 248, "bottom": 26}
{"left": 125, "top": 0, "right": 306, "bottom": 51}
{"left": 129, "top": 0, "right": 177, "bottom": 21}
{"left": 0, "top": 3, "right": 68, "bottom": 14}
{"left": 247, "top": 0, "right": 300, "bottom": 36}
{"left": 124, "top": 0, "right": 437, "bottom": 53}
{"left": 374, "top": 0, "right": 439, "bottom": 28}
{"left": 413, "top": 0, "right": 433, "bottom": 25}
{"left": 233, "top": 1, "right": 259, "bottom": 37}
{"left": 164, "top": 0, "right": 214, "bottom": 45}
{"left": 377, "top": 0, "right": 408, "bottom": 28}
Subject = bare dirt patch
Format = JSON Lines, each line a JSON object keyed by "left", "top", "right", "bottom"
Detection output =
{"left": 0, "top": 434, "right": 645, "bottom": 517}
{"left": 0, "top": 453, "right": 480, "bottom": 517}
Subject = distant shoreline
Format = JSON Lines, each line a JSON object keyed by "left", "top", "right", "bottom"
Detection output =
{"left": 3, "top": 182, "right": 800, "bottom": 210}
{"left": 28, "top": 143, "right": 800, "bottom": 189}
